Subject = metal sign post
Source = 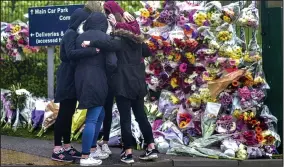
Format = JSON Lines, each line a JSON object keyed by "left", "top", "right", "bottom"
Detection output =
{"left": 47, "top": 46, "right": 55, "bottom": 99}
{"left": 28, "top": 5, "right": 84, "bottom": 99}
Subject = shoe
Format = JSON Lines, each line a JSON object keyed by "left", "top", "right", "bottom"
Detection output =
{"left": 51, "top": 148, "right": 74, "bottom": 162}
{"left": 101, "top": 144, "right": 112, "bottom": 155}
{"left": 65, "top": 146, "right": 82, "bottom": 158}
{"left": 90, "top": 145, "right": 109, "bottom": 160}
{"left": 139, "top": 149, "right": 159, "bottom": 160}
{"left": 120, "top": 152, "right": 134, "bottom": 164}
{"left": 80, "top": 157, "right": 102, "bottom": 166}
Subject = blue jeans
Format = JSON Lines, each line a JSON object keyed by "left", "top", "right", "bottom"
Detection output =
{"left": 82, "top": 106, "right": 105, "bottom": 155}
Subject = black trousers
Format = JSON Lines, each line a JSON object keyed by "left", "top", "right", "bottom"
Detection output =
{"left": 54, "top": 98, "right": 77, "bottom": 146}
{"left": 102, "top": 90, "right": 115, "bottom": 141}
{"left": 116, "top": 96, "right": 154, "bottom": 150}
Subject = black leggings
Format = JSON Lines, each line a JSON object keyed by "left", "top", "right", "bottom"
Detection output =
{"left": 54, "top": 98, "right": 77, "bottom": 146}
{"left": 102, "top": 90, "right": 115, "bottom": 141}
{"left": 116, "top": 96, "right": 154, "bottom": 150}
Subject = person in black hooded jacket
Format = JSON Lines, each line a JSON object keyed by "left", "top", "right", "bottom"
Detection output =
{"left": 81, "top": 13, "right": 158, "bottom": 164}
{"left": 52, "top": 8, "right": 99, "bottom": 163}
{"left": 72, "top": 12, "right": 117, "bottom": 166}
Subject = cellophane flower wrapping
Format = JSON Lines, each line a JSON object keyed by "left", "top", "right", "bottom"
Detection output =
{"left": 36, "top": 100, "right": 59, "bottom": 137}
{"left": 20, "top": 96, "right": 35, "bottom": 129}
{"left": 30, "top": 99, "right": 46, "bottom": 132}
{"left": 201, "top": 102, "right": 221, "bottom": 138}
{"left": 237, "top": 1, "right": 259, "bottom": 28}
{"left": 71, "top": 103, "right": 87, "bottom": 140}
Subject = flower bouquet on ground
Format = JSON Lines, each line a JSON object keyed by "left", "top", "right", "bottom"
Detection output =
{"left": 36, "top": 100, "right": 59, "bottom": 137}
{"left": 4, "top": 84, "right": 28, "bottom": 131}
{"left": 201, "top": 102, "right": 221, "bottom": 138}
{"left": 71, "top": 103, "right": 87, "bottom": 140}
{"left": 29, "top": 99, "right": 46, "bottom": 132}
{"left": 158, "top": 90, "right": 181, "bottom": 121}
{"left": 0, "top": 90, "right": 11, "bottom": 126}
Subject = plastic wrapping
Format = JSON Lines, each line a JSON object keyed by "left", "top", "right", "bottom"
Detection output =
{"left": 158, "top": 90, "right": 180, "bottom": 120}
{"left": 176, "top": 105, "right": 193, "bottom": 130}
{"left": 157, "top": 120, "right": 184, "bottom": 145}
{"left": 237, "top": 1, "right": 259, "bottom": 28}
{"left": 12, "top": 108, "right": 21, "bottom": 131}
{"left": 201, "top": 102, "right": 221, "bottom": 138}
{"left": 154, "top": 136, "right": 170, "bottom": 153}
{"left": 71, "top": 107, "right": 87, "bottom": 139}
{"left": 222, "top": 1, "right": 244, "bottom": 23}
{"left": 29, "top": 100, "right": 46, "bottom": 132}
{"left": 205, "top": 1, "right": 223, "bottom": 27}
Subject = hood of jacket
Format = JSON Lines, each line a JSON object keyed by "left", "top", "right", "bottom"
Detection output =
{"left": 104, "top": 1, "right": 124, "bottom": 15}
{"left": 83, "top": 12, "right": 108, "bottom": 32}
{"left": 112, "top": 28, "right": 144, "bottom": 44}
{"left": 68, "top": 8, "right": 90, "bottom": 31}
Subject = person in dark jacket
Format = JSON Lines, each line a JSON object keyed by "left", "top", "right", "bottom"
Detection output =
{"left": 52, "top": 8, "right": 99, "bottom": 163}
{"left": 73, "top": 12, "right": 117, "bottom": 166}
{"left": 81, "top": 13, "right": 158, "bottom": 164}
{"left": 91, "top": 1, "right": 138, "bottom": 156}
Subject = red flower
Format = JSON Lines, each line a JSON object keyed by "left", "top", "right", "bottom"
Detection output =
{"left": 18, "top": 39, "right": 25, "bottom": 45}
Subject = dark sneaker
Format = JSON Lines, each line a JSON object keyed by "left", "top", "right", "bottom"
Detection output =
{"left": 120, "top": 152, "right": 135, "bottom": 164}
{"left": 139, "top": 149, "right": 159, "bottom": 160}
{"left": 51, "top": 149, "right": 74, "bottom": 162}
{"left": 65, "top": 146, "right": 81, "bottom": 158}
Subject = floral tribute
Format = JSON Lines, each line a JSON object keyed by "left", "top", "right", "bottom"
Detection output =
{"left": 1, "top": 21, "right": 39, "bottom": 61}
{"left": 136, "top": 0, "right": 281, "bottom": 159}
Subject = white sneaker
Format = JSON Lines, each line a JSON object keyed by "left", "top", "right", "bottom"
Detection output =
{"left": 80, "top": 157, "right": 102, "bottom": 166}
{"left": 101, "top": 144, "right": 112, "bottom": 155}
{"left": 90, "top": 145, "right": 109, "bottom": 160}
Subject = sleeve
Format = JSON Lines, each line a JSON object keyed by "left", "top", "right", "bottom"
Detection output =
{"left": 68, "top": 48, "right": 99, "bottom": 60}
{"left": 142, "top": 42, "right": 152, "bottom": 57}
{"left": 115, "top": 20, "right": 140, "bottom": 35}
{"left": 64, "top": 32, "right": 98, "bottom": 60}
{"left": 104, "top": 51, "right": 117, "bottom": 73}
{"left": 89, "top": 36, "right": 123, "bottom": 52}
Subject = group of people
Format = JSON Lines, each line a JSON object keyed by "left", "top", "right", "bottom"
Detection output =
{"left": 52, "top": 1, "right": 158, "bottom": 166}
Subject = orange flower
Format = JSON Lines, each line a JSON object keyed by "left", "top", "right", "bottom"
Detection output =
{"left": 256, "top": 134, "right": 264, "bottom": 143}
{"left": 255, "top": 126, "right": 262, "bottom": 134}
{"left": 179, "top": 121, "right": 187, "bottom": 128}
{"left": 250, "top": 120, "right": 257, "bottom": 125}
{"left": 232, "top": 80, "right": 239, "bottom": 87}
{"left": 174, "top": 53, "right": 181, "bottom": 62}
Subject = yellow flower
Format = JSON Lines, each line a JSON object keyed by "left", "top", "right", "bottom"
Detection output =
{"left": 170, "top": 95, "right": 179, "bottom": 104}
{"left": 11, "top": 25, "right": 21, "bottom": 34}
{"left": 223, "top": 15, "right": 231, "bottom": 23}
{"left": 23, "top": 47, "right": 32, "bottom": 54}
{"left": 185, "top": 52, "right": 195, "bottom": 64}
{"left": 233, "top": 109, "right": 241, "bottom": 118}
{"left": 140, "top": 8, "right": 150, "bottom": 18}
{"left": 254, "top": 76, "right": 264, "bottom": 85}
{"left": 170, "top": 78, "right": 179, "bottom": 88}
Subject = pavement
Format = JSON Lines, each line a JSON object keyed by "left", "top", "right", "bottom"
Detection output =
{"left": 1, "top": 135, "right": 283, "bottom": 167}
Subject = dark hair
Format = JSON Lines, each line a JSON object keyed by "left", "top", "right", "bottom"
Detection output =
{"left": 114, "top": 13, "right": 125, "bottom": 23}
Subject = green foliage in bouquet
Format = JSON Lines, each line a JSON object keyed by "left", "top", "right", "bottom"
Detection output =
{"left": 7, "top": 83, "right": 27, "bottom": 110}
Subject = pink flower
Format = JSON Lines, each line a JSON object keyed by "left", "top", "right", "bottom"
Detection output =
{"left": 179, "top": 63, "right": 187, "bottom": 73}
{"left": 6, "top": 43, "right": 12, "bottom": 49}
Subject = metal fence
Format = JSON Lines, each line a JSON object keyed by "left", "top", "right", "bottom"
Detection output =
{"left": 0, "top": 1, "right": 262, "bottom": 97}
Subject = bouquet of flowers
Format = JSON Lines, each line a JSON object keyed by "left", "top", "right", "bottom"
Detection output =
{"left": 1, "top": 21, "right": 39, "bottom": 61}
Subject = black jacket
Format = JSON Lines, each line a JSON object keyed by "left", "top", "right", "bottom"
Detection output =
{"left": 89, "top": 29, "right": 152, "bottom": 100}
{"left": 54, "top": 8, "right": 97, "bottom": 103}
{"left": 73, "top": 12, "right": 117, "bottom": 109}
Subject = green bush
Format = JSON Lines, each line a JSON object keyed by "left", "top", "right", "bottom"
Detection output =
{"left": 0, "top": 50, "right": 60, "bottom": 97}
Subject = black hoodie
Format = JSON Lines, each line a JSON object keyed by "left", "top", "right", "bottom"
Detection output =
{"left": 74, "top": 12, "right": 117, "bottom": 109}
{"left": 54, "top": 8, "right": 98, "bottom": 103}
